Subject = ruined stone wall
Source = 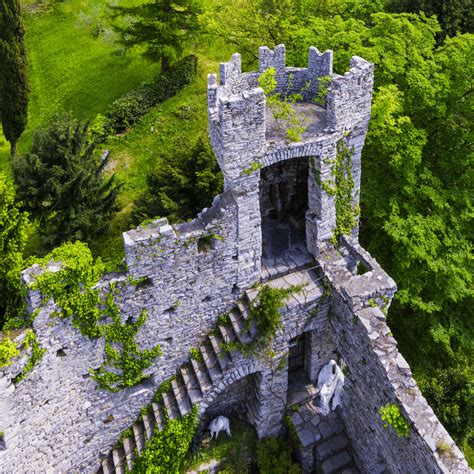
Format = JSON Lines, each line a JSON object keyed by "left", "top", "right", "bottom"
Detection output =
{"left": 318, "top": 238, "right": 470, "bottom": 474}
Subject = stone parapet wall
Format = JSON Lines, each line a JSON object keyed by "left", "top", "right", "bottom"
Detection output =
{"left": 319, "top": 239, "right": 470, "bottom": 474}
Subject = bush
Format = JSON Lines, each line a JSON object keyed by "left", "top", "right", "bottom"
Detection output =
{"left": 257, "top": 437, "right": 302, "bottom": 474}
{"left": 0, "top": 336, "right": 19, "bottom": 368}
{"left": 133, "top": 138, "right": 223, "bottom": 224}
{"left": 104, "top": 54, "right": 198, "bottom": 134}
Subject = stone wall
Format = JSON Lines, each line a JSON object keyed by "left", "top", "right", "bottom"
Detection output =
{"left": 317, "top": 237, "right": 470, "bottom": 474}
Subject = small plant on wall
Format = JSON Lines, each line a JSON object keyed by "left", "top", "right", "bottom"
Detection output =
{"left": 379, "top": 403, "right": 410, "bottom": 438}
{"left": 258, "top": 67, "right": 308, "bottom": 143}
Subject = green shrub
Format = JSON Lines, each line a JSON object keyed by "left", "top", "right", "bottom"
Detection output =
{"left": 0, "top": 336, "right": 19, "bottom": 368}
{"left": 257, "top": 437, "right": 302, "bottom": 473}
{"left": 13, "top": 329, "right": 46, "bottom": 383}
{"left": 105, "top": 55, "right": 198, "bottom": 134}
{"left": 131, "top": 404, "right": 199, "bottom": 473}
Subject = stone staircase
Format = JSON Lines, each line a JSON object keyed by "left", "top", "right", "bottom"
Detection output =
{"left": 290, "top": 399, "right": 359, "bottom": 474}
{"left": 98, "top": 267, "right": 323, "bottom": 474}
{"left": 98, "top": 298, "right": 255, "bottom": 473}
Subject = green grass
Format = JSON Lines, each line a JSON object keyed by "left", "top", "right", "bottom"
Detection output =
{"left": 184, "top": 418, "right": 258, "bottom": 473}
{"left": 1, "top": 0, "right": 160, "bottom": 175}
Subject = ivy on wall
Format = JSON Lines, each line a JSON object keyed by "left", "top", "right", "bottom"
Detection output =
{"left": 91, "top": 297, "right": 162, "bottom": 392}
{"left": 13, "top": 330, "right": 46, "bottom": 383}
{"left": 28, "top": 242, "right": 162, "bottom": 391}
{"left": 0, "top": 336, "right": 20, "bottom": 368}
{"left": 131, "top": 404, "right": 199, "bottom": 473}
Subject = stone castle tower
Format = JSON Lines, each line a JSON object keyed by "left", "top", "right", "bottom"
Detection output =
{"left": 0, "top": 45, "right": 469, "bottom": 473}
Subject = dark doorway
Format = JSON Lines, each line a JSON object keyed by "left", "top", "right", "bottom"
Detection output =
{"left": 260, "top": 156, "right": 312, "bottom": 276}
{"left": 288, "top": 335, "right": 305, "bottom": 373}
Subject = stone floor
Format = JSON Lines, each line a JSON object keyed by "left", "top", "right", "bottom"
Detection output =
{"left": 266, "top": 102, "right": 327, "bottom": 144}
{"left": 286, "top": 372, "right": 359, "bottom": 474}
{"left": 261, "top": 217, "right": 314, "bottom": 281}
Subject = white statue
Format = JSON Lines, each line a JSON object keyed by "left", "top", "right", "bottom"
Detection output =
{"left": 209, "top": 415, "right": 231, "bottom": 439}
{"left": 316, "top": 360, "right": 345, "bottom": 416}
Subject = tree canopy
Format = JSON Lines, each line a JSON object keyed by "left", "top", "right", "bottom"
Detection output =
{"left": 111, "top": 0, "right": 202, "bottom": 72}
{"left": 13, "top": 113, "right": 121, "bottom": 249}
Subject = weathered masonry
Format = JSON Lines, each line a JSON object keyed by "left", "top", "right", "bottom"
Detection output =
{"left": 0, "top": 45, "right": 470, "bottom": 474}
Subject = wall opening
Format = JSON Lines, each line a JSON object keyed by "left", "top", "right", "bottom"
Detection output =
{"left": 260, "top": 156, "right": 312, "bottom": 273}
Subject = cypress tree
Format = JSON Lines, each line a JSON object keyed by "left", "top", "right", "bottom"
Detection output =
{"left": 111, "top": 0, "right": 201, "bottom": 72}
{"left": 0, "top": 0, "right": 29, "bottom": 158}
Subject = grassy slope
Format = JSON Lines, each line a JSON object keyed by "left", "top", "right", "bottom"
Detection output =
{"left": 0, "top": 0, "right": 160, "bottom": 175}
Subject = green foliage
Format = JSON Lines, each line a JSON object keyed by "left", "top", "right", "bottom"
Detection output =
{"left": 111, "top": 0, "right": 202, "bottom": 72}
{"left": 418, "top": 365, "right": 473, "bottom": 446}
{"left": 0, "top": 174, "right": 29, "bottom": 328}
{"left": 258, "top": 67, "right": 307, "bottom": 142}
{"left": 133, "top": 137, "right": 223, "bottom": 225}
{"left": 92, "top": 305, "right": 162, "bottom": 392}
{"left": 0, "top": 335, "right": 19, "bottom": 368}
{"left": 257, "top": 437, "right": 302, "bottom": 474}
{"left": 242, "top": 284, "right": 303, "bottom": 355}
{"left": 241, "top": 161, "right": 263, "bottom": 176}
{"left": 379, "top": 403, "right": 410, "bottom": 437}
{"left": 388, "top": 0, "right": 473, "bottom": 41}
{"left": 332, "top": 139, "right": 357, "bottom": 243}
{"left": 13, "top": 113, "right": 120, "bottom": 249}
{"left": 0, "top": 0, "right": 29, "bottom": 156}
{"left": 13, "top": 329, "right": 46, "bottom": 382}
{"left": 32, "top": 242, "right": 104, "bottom": 338}
{"left": 131, "top": 404, "right": 199, "bottom": 473}
{"left": 104, "top": 55, "right": 198, "bottom": 134}
{"left": 189, "top": 347, "right": 203, "bottom": 362}
{"left": 184, "top": 418, "right": 257, "bottom": 473}
{"left": 313, "top": 74, "right": 332, "bottom": 106}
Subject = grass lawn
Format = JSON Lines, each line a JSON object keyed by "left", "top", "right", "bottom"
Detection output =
{"left": 1, "top": 0, "right": 160, "bottom": 175}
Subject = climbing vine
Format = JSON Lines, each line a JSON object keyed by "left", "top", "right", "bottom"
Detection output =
{"left": 379, "top": 403, "right": 410, "bottom": 438}
{"left": 91, "top": 295, "right": 162, "bottom": 392}
{"left": 333, "top": 139, "right": 358, "bottom": 244}
{"left": 29, "top": 242, "right": 162, "bottom": 392}
{"left": 0, "top": 336, "right": 19, "bottom": 368}
{"left": 131, "top": 404, "right": 199, "bottom": 473}
{"left": 32, "top": 242, "right": 104, "bottom": 338}
{"left": 225, "top": 284, "right": 303, "bottom": 357}
{"left": 13, "top": 330, "right": 46, "bottom": 383}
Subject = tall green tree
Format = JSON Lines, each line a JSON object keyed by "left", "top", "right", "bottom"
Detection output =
{"left": 111, "top": 0, "right": 201, "bottom": 72}
{"left": 0, "top": 0, "right": 29, "bottom": 158}
{"left": 133, "top": 138, "right": 223, "bottom": 224}
{"left": 13, "top": 113, "right": 120, "bottom": 249}
{"left": 388, "top": 0, "right": 473, "bottom": 40}
{"left": 0, "top": 174, "right": 29, "bottom": 328}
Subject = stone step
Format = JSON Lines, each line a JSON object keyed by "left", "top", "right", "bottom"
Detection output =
{"left": 122, "top": 436, "right": 136, "bottom": 471}
{"left": 141, "top": 412, "right": 155, "bottom": 440}
{"left": 151, "top": 402, "right": 165, "bottom": 431}
{"left": 321, "top": 449, "right": 352, "bottom": 474}
{"left": 315, "top": 433, "right": 349, "bottom": 462}
{"left": 181, "top": 364, "right": 204, "bottom": 405}
{"left": 162, "top": 391, "right": 180, "bottom": 420}
{"left": 218, "top": 322, "right": 236, "bottom": 345}
{"left": 200, "top": 341, "right": 222, "bottom": 383}
{"left": 229, "top": 309, "right": 251, "bottom": 344}
{"left": 208, "top": 333, "right": 231, "bottom": 371}
{"left": 236, "top": 300, "right": 251, "bottom": 320}
{"left": 132, "top": 421, "right": 145, "bottom": 453}
{"left": 112, "top": 446, "right": 126, "bottom": 474}
{"left": 101, "top": 456, "right": 115, "bottom": 474}
{"left": 172, "top": 377, "right": 192, "bottom": 417}
{"left": 190, "top": 358, "right": 212, "bottom": 394}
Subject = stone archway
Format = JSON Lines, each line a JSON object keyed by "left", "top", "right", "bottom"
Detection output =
{"left": 259, "top": 156, "right": 313, "bottom": 274}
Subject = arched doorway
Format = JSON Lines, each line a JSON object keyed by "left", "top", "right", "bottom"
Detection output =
{"left": 260, "top": 156, "right": 313, "bottom": 275}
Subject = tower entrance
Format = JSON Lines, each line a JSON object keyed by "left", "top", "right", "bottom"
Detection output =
{"left": 259, "top": 156, "right": 312, "bottom": 274}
